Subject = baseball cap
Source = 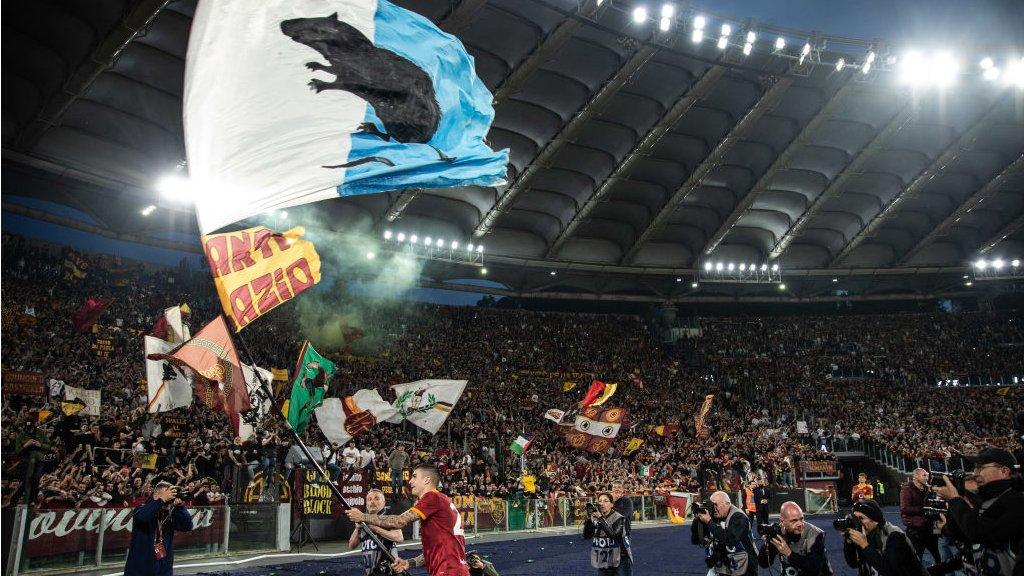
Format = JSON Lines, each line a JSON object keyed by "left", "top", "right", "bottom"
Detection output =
{"left": 967, "top": 447, "right": 1018, "bottom": 469}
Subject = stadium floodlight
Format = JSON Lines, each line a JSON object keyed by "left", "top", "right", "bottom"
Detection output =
{"left": 660, "top": 17, "right": 670, "bottom": 31}
{"left": 436, "top": 239, "right": 445, "bottom": 248}
{"left": 965, "top": 281, "right": 973, "bottom": 286}
{"left": 691, "top": 282, "right": 699, "bottom": 288}
{"left": 862, "top": 50, "right": 876, "bottom": 75}
{"left": 1006, "top": 58, "right": 1024, "bottom": 87}
{"left": 632, "top": 6, "right": 647, "bottom": 23}
{"left": 550, "top": 271, "right": 557, "bottom": 276}
{"left": 832, "top": 277, "right": 838, "bottom": 283}
{"left": 743, "top": 42, "right": 752, "bottom": 56}
{"left": 676, "top": 277, "right": 682, "bottom": 282}
{"left": 980, "top": 57, "right": 994, "bottom": 69}
{"left": 717, "top": 36, "right": 728, "bottom": 49}
{"left": 409, "top": 234, "right": 418, "bottom": 244}
{"left": 140, "top": 205, "right": 156, "bottom": 216}
{"left": 467, "top": 243, "right": 474, "bottom": 252}
{"left": 721, "top": 23, "right": 731, "bottom": 36}
{"left": 476, "top": 245, "right": 483, "bottom": 253}
{"left": 396, "top": 232, "right": 406, "bottom": 242}
{"left": 704, "top": 262, "right": 713, "bottom": 271}
{"left": 778, "top": 283, "right": 786, "bottom": 290}
{"left": 836, "top": 58, "right": 846, "bottom": 72}
{"left": 715, "top": 262, "right": 724, "bottom": 271}
{"left": 279, "top": 211, "right": 287, "bottom": 220}
{"left": 983, "top": 66, "right": 1001, "bottom": 81}
{"left": 992, "top": 258, "right": 1005, "bottom": 269}
{"left": 771, "top": 263, "right": 779, "bottom": 272}
{"left": 749, "top": 263, "right": 755, "bottom": 271}
{"left": 1012, "top": 259, "right": 1021, "bottom": 267}
{"left": 424, "top": 237, "right": 433, "bottom": 246}
{"left": 739, "top": 263, "right": 747, "bottom": 271}
{"left": 480, "top": 267, "right": 488, "bottom": 275}
{"left": 932, "top": 52, "right": 959, "bottom": 86}
{"left": 799, "top": 42, "right": 811, "bottom": 65}
{"left": 692, "top": 29, "right": 704, "bottom": 43}
{"left": 661, "top": 3, "right": 675, "bottom": 18}
{"left": 760, "top": 264, "right": 768, "bottom": 271}
{"left": 366, "top": 252, "right": 375, "bottom": 260}
{"left": 693, "top": 15, "right": 706, "bottom": 30}
{"left": 975, "top": 259, "right": 987, "bottom": 269}
{"left": 727, "top": 262, "right": 735, "bottom": 271}
{"left": 746, "top": 31, "right": 756, "bottom": 44}
{"left": 774, "top": 37, "right": 785, "bottom": 51}
{"left": 450, "top": 241, "right": 459, "bottom": 250}
{"left": 156, "top": 174, "right": 192, "bottom": 203}
{"left": 383, "top": 230, "right": 393, "bottom": 240}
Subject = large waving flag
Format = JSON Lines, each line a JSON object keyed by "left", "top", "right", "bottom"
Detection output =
{"left": 145, "top": 336, "right": 194, "bottom": 413}
{"left": 184, "top": 0, "right": 509, "bottom": 234}
{"left": 386, "top": 379, "right": 466, "bottom": 434}
{"left": 238, "top": 363, "right": 275, "bottom": 442}
{"left": 164, "top": 316, "right": 250, "bottom": 418}
{"left": 564, "top": 406, "right": 627, "bottom": 454}
{"left": 202, "top": 226, "right": 322, "bottom": 331}
{"left": 287, "top": 342, "right": 337, "bottom": 433}
{"left": 314, "top": 389, "right": 397, "bottom": 446}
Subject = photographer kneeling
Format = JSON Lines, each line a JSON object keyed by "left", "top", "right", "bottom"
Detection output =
{"left": 841, "top": 498, "right": 927, "bottom": 576}
{"left": 932, "top": 447, "right": 1024, "bottom": 576}
{"left": 694, "top": 491, "right": 758, "bottom": 576}
{"left": 757, "top": 502, "right": 832, "bottom": 575}
{"left": 584, "top": 492, "right": 631, "bottom": 576}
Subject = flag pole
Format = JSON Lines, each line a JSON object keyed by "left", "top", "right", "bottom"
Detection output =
{"left": 234, "top": 331, "right": 409, "bottom": 575}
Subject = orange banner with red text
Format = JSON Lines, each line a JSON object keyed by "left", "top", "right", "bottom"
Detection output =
{"left": 202, "top": 226, "right": 321, "bottom": 331}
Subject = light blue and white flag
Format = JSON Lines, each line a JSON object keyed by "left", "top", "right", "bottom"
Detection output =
{"left": 184, "top": 0, "right": 508, "bottom": 234}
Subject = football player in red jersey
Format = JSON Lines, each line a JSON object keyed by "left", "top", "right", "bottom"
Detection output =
{"left": 347, "top": 464, "right": 468, "bottom": 576}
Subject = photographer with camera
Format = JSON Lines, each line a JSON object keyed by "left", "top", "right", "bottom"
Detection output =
{"left": 583, "top": 492, "right": 631, "bottom": 576}
{"left": 840, "top": 498, "right": 927, "bottom": 576}
{"left": 347, "top": 489, "right": 403, "bottom": 576}
{"left": 694, "top": 491, "right": 757, "bottom": 576}
{"left": 757, "top": 502, "right": 832, "bottom": 576}
{"left": 901, "top": 468, "right": 942, "bottom": 563}
{"left": 124, "top": 481, "right": 193, "bottom": 576}
{"left": 932, "top": 447, "right": 1024, "bottom": 576}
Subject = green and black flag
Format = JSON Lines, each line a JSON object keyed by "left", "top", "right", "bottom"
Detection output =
{"left": 286, "top": 341, "right": 336, "bottom": 433}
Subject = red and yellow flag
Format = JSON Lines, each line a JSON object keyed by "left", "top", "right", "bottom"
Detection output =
{"left": 202, "top": 226, "right": 321, "bottom": 331}
{"left": 168, "top": 316, "right": 250, "bottom": 417}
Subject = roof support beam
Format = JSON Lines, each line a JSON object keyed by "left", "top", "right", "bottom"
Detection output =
{"left": 978, "top": 211, "right": 1024, "bottom": 255}
{"left": 701, "top": 76, "right": 860, "bottom": 256}
{"left": 473, "top": 41, "right": 660, "bottom": 237}
{"left": 768, "top": 97, "right": 915, "bottom": 259}
{"left": 545, "top": 64, "right": 728, "bottom": 258}
{"left": 12, "top": 0, "right": 170, "bottom": 152}
{"left": 829, "top": 90, "right": 1010, "bottom": 266}
{"left": 388, "top": 0, "right": 606, "bottom": 221}
{"left": 898, "top": 154, "right": 1024, "bottom": 264}
{"left": 620, "top": 70, "right": 797, "bottom": 265}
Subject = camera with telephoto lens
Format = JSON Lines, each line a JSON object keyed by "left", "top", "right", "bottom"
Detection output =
{"left": 466, "top": 551, "right": 483, "bottom": 566}
{"left": 832, "top": 514, "right": 861, "bottom": 531}
{"left": 923, "top": 495, "right": 948, "bottom": 520}
{"left": 929, "top": 470, "right": 968, "bottom": 493}
{"left": 759, "top": 522, "right": 784, "bottom": 540}
{"left": 691, "top": 500, "right": 713, "bottom": 517}
{"left": 585, "top": 501, "right": 599, "bottom": 515}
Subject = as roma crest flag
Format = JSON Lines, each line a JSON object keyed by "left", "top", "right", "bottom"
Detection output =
{"left": 168, "top": 316, "right": 250, "bottom": 416}
{"left": 71, "top": 297, "right": 113, "bottom": 333}
{"left": 564, "top": 406, "right": 627, "bottom": 454}
{"left": 203, "top": 226, "right": 322, "bottom": 331}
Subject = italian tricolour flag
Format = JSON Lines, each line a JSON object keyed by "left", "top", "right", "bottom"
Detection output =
{"left": 510, "top": 435, "right": 533, "bottom": 455}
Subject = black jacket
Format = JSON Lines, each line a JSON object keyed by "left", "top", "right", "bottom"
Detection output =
{"left": 754, "top": 487, "right": 772, "bottom": 511}
{"left": 758, "top": 524, "right": 830, "bottom": 575}
{"left": 583, "top": 512, "right": 627, "bottom": 547}
{"left": 947, "top": 479, "right": 1024, "bottom": 564}
{"left": 843, "top": 523, "right": 927, "bottom": 576}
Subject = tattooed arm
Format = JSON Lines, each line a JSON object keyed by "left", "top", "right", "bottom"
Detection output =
{"left": 347, "top": 507, "right": 420, "bottom": 529}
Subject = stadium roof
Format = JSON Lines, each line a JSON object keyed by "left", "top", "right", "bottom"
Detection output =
{"left": 3, "top": 0, "right": 1024, "bottom": 303}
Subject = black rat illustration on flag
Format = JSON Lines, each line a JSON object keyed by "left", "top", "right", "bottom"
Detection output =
{"left": 184, "top": 0, "right": 508, "bottom": 234}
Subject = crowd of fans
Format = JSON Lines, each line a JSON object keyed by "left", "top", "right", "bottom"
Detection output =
{"left": 2, "top": 234, "right": 1021, "bottom": 512}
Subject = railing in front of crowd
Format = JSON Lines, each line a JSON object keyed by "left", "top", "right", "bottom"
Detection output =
{"left": 2, "top": 503, "right": 279, "bottom": 576}
{"left": 805, "top": 435, "right": 975, "bottom": 476}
